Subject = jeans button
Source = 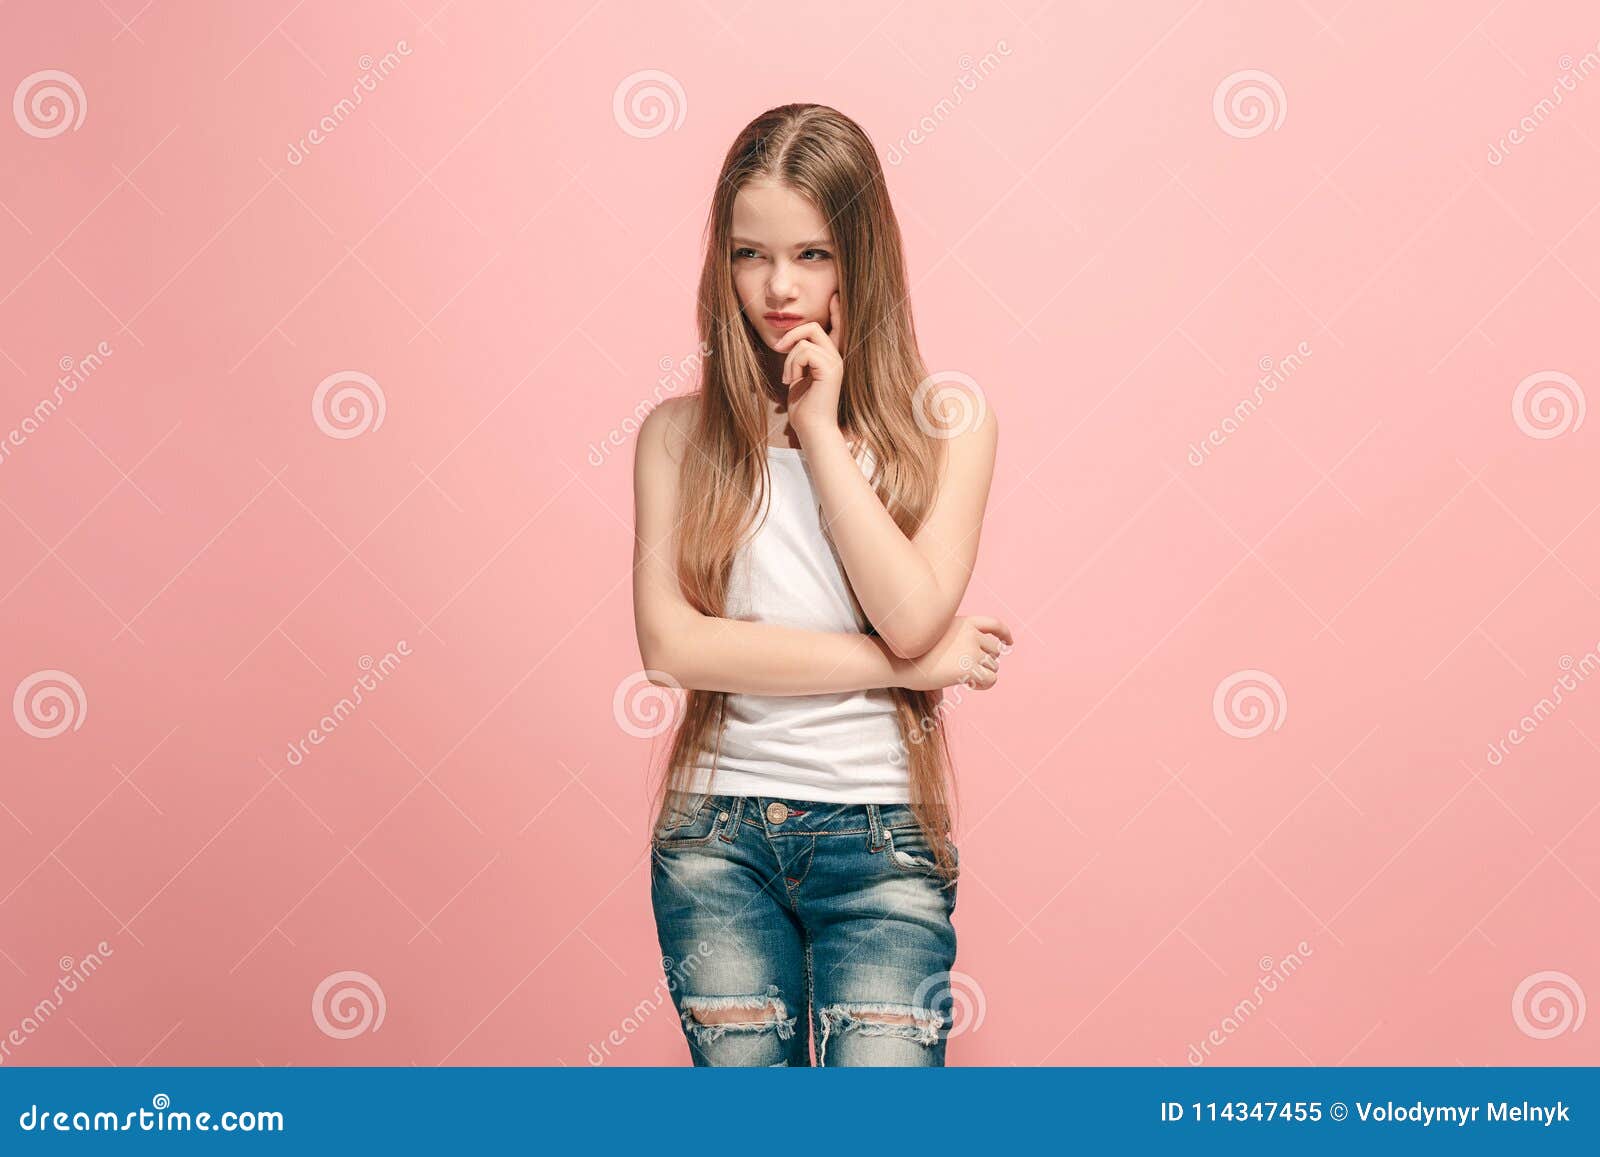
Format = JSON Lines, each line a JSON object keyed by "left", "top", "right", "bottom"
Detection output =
{"left": 765, "top": 801, "right": 789, "bottom": 824}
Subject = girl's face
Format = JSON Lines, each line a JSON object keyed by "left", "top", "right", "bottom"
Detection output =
{"left": 729, "top": 180, "right": 839, "bottom": 350}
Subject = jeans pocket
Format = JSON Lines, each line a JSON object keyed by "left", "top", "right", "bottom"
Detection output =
{"left": 884, "top": 824, "right": 959, "bottom": 880}
{"left": 652, "top": 792, "right": 722, "bottom": 848}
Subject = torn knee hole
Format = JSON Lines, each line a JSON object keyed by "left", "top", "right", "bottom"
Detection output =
{"left": 679, "top": 984, "right": 797, "bottom": 1044}
{"left": 845, "top": 1011, "right": 919, "bottom": 1026}
{"left": 815, "top": 1002, "right": 943, "bottom": 1064}
{"left": 688, "top": 1006, "right": 780, "bottom": 1026}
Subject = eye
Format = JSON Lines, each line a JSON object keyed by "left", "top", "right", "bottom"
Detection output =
{"left": 801, "top": 248, "right": 832, "bottom": 261}
{"left": 732, "top": 247, "right": 759, "bottom": 260}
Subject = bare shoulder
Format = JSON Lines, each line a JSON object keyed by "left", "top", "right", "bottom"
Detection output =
{"left": 931, "top": 386, "right": 998, "bottom": 462}
{"left": 636, "top": 394, "right": 701, "bottom": 470}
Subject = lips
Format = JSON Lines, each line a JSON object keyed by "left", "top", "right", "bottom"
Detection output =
{"left": 764, "top": 313, "right": 804, "bottom": 329}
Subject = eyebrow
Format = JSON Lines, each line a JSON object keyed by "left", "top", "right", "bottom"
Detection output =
{"left": 730, "top": 236, "right": 834, "bottom": 248}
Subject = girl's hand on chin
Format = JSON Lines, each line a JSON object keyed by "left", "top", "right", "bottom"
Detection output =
{"left": 774, "top": 291, "right": 846, "bottom": 441}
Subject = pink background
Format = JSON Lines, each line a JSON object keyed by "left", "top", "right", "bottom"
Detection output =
{"left": 2, "top": 0, "right": 1597, "bottom": 1067}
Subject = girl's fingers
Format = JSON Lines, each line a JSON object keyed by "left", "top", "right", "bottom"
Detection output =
{"left": 783, "top": 341, "right": 813, "bottom": 386}
{"left": 774, "top": 322, "right": 827, "bottom": 350}
{"left": 980, "top": 619, "right": 1014, "bottom": 645}
{"left": 776, "top": 318, "right": 842, "bottom": 358}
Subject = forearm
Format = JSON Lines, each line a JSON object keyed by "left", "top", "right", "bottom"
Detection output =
{"left": 804, "top": 429, "right": 945, "bottom": 654}
{"left": 646, "top": 613, "right": 915, "bottom": 694}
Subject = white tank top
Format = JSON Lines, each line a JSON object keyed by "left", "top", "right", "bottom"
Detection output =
{"left": 684, "top": 442, "right": 910, "bottom": 803}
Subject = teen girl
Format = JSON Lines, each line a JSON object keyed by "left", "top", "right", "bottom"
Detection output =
{"left": 632, "top": 103, "right": 1013, "bottom": 1066}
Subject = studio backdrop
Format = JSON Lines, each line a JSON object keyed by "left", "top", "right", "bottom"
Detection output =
{"left": 1, "top": 0, "right": 1596, "bottom": 1067}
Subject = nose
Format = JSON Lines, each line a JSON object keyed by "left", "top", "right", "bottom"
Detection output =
{"left": 767, "top": 260, "right": 797, "bottom": 301}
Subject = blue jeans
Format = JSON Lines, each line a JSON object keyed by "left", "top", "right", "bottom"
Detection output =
{"left": 649, "top": 791, "right": 960, "bottom": 1066}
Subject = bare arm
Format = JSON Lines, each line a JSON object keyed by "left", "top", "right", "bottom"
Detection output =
{"left": 802, "top": 389, "right": 999, "bottom": 659}
{"left": 632, "top": 396, "right": 919, "bottom": 694}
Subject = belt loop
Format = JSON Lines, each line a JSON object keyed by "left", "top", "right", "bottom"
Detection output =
{"left": 866, "top": 803, "right": 885, "bottom": 850}
{"left": 719, "top": 796, "right": 744, "bottom": 843}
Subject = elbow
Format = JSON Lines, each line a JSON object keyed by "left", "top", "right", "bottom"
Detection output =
{"left": 878, "top": 613, "right": 950, "bottom": 661}
{"left": 643, "top": 662, "right": 681, "bottom": 687}
{"left": 643, "top": 652, "right": 696, "bottom": 689}
{"left": 639, "top": 636, "right": 685, "bottom": 685}
{"left": 637, "top": 616, "right": 700, "bottom": 688}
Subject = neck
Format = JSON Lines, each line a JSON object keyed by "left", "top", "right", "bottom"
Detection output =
{"left": 753, "top": 342, "right": 795, "bottom": 443}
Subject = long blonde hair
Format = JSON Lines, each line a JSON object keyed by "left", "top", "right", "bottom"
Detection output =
{"left": 650, "top": 103, "right": 959, "bottom": 879}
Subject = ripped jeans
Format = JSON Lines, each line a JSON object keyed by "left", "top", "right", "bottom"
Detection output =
{"left": 649, "top": 792, "right": 959, "bottom": 1067}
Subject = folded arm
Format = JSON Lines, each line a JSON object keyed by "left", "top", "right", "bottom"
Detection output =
{"left": 632, "top": 397, "right": 916, "bottom": 694}
{"left": 801, "top": 395, "right": 998, "bottom": 659}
